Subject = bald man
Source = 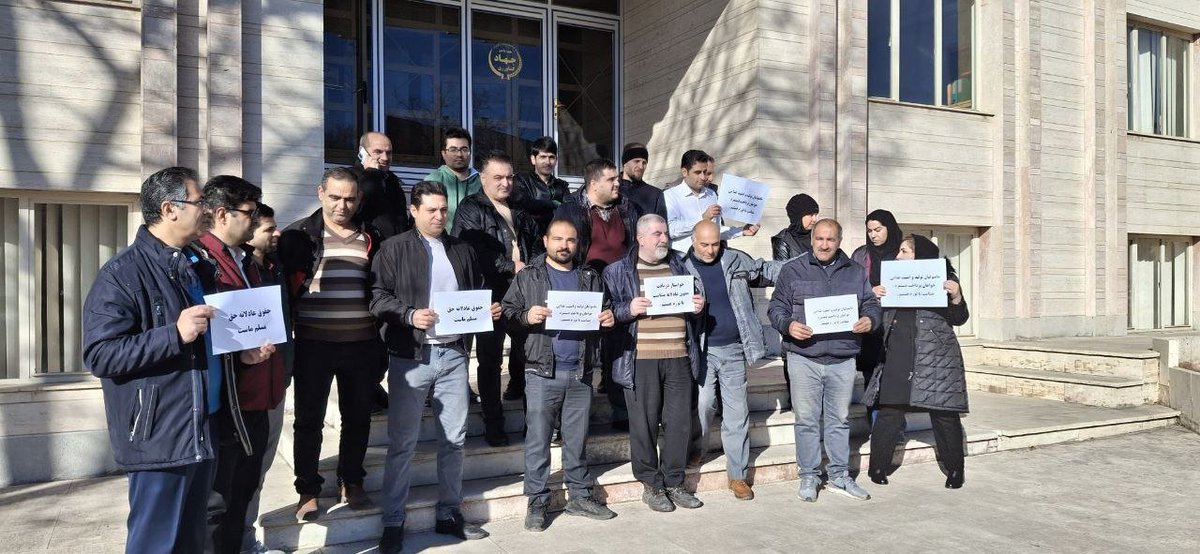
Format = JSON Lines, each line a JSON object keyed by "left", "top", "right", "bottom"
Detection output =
{"left": 354, "top": 131, "right": 411, "bottom": 239}
{"left": 768, "top": 218, "right": 880, "bottom": 503}
{"left": 683, "top": 221, "right": 784, "bottom": 500}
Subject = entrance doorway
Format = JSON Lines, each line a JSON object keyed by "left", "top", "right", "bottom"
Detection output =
{"left": 323, "top": 0, "right": 620, "bottom": 180}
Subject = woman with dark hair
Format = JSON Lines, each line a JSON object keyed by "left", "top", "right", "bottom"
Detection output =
{"left": 851, "top": 210, "right": 904, "bottom": 420}
{"left": 863, "top": 234, "right": 969, "bottom": 489}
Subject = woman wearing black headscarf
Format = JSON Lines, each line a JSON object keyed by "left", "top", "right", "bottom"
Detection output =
{"left": 863, "top": 234, "right": 969, "bottom": 488}
{"left": 772, "top": 193, "right": 820, "bottom": 261}
{"left": 851, "top": 210, "right": 903, "bottom": 413}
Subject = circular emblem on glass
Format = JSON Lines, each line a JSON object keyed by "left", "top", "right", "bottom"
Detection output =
{"left": 488, "top": 43, "right": 523, "bottom": 80}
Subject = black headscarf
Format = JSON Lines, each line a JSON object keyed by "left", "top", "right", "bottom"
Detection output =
{"left": 865, "top": 209, "right": 903, "bottom": 286}
{"left": 784, "top": 193, "right": 820, "bottom": 246}
{"left": 910, "top": 233, "right": 959, "bottom": 282}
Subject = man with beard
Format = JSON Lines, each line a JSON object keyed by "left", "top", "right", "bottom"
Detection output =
{"left": 502, "top": 218, "right": 619, "bottom": 531}
{"left": 618, "top": 142, "right": 667, "bottom": 220}
{"left": 554, "top": 158, "right": 643, "bottom": 430}
{"left": 603, "top": 214, "right": 706, "bottom": 512}
{"left": 512, "top": 136, "right": 571, "bottom": 233}
{"left": 769, "top": 219, "right": 880, "bottom": 503}
{"left": 370, "top": 181, "right": 500, "bottom": 553}
{"left": 424, "top": 127, "right": 481, "bottom": 232}
{"left": 278, "top": 168, "right": 384, "bottom": 521}
{"left": 452, "top": 151, "right": 543, "bottom": 443}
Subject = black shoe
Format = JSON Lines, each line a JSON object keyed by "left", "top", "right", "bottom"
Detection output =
{"left": 611, "top": 419, "right": 629, "bottom": 432}
{"left": 641, "top": 485, "right": 675, "bottom": 512}
{"left": 378, "top": 525, "right": 403, "bottom": 554}
{"left": 868, "top": 469, "right": 889, "bottom": 486}
{"left": 484, "top": 425, "right": 510, "bottom": 447}
{"left": 564, "top": 496, "right": 617, "bottom": 520}
{"left": 525, "top": 498, "right": 549, "bottom": 532}
{"left": 665, "top": 486, "right": 703, "bottom": 509}
{"left": 945, "top": 470, "right": 964, "bottom": 489}
{"left": 435, "top": 511, "right": 490, "bottom": 540}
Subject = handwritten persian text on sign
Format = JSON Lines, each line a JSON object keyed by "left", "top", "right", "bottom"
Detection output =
{"left": 644, "top": 275, "right": 694, "bottom": 316}
{"left": 717, "top": 174, "right": 770, "bottom": 225}
{"left": 545, "top": 291, "right": 604, "bottom": 331}
{"left": 880, "top": 259, "right": 948, "bottom": 308}
{"left": 204, "top": 285, "right": 288, "bottom": 355}
{"left": 803, "top": 294, "right": 860, "bottom": 335}
{"left": 431, "top": 290, "right": 494, "bottom": 335}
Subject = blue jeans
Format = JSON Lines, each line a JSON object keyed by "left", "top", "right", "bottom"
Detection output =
{"left": 382, "top": 343, "right": 469, "bottom": 527}
{"left": 787, "top": 353, "right": 856, "bottom": 480}
{"left": 695, "top": 343, "right": 751, "bottom": 480}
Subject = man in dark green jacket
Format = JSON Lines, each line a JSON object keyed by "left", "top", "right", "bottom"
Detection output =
{"left": 423, "top": 127, "right": 481, "bottom": 231}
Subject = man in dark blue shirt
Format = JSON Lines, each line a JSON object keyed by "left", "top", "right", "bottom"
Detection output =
{"left": 684, "top": 221, "right": 784, "bottom": 501}
{"left": 502, "top": 218, "right": 618, "bottom": 532}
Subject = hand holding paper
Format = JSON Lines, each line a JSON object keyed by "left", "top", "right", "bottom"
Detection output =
{"left": 430, "top": 290, "right": 494, "bottom": 335}
{"left": 203, "top": 285, "right": 288, "bottom": 355}
{"left": 803, "top": 294, "right": 859, "bottom": 335}
{"left": 545, "top": 291, "right": 604, "bottom": 331}
{"left": 644, "top": 275, "right": 694, "bottom": 316}
{"left": 880, "top": 259, "right": 948, "bottom": 308}
{"left": 717, "top": 174, "right": 770, "bottom": 225}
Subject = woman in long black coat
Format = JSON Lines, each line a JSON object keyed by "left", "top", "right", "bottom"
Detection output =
{"left": 863, "top": 234, "right": 969, "bottom": 488}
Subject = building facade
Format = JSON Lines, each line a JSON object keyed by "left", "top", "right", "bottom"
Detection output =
{"left": 0, "top": 0, "right": 1197, "bottom": 480}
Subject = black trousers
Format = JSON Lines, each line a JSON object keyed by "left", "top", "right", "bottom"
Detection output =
{"left": 475, "top": 322, "right": 526, "bottom": 427}
{"left": 624, "top": 357, "right": 693, "bottom": 489}
{"left": 869, "top": 405, "right": 965, "bottom": 477}
{"left": 126, "top": 457, "right": 214, "bottom": 554}
{"left": 292, "top": 338, "right": 383, "bottom": 495}
{"left": 206, "top": 409, "right": 269, "bottom": 554}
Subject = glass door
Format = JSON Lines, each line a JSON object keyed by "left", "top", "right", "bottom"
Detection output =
{"left": 470, "top": 7, "right": 547, "bottom": 174}
{"left": 552, "top": 18, "right": 617, "bottom": 176}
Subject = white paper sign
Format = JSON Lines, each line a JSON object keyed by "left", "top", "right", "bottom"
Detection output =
{"left": 204, "top": 285, "right": 288, "bottom": 355}
{"left": 545, "top": 291, "right": 604, "bottom": 331}
{"left": 880, "top": 259, "right": 949, "bottom": 308}
{"left": 644, "top": 275, "right": 694, "bottom": 316}
{"left": 431, "top": 290, "right": 494, "bottom": 335}
{"left": 717, "top": 174, "right": 771, "bottom": 225}
{"left": 804, "top": 294, "right": 860, "bottom": 335}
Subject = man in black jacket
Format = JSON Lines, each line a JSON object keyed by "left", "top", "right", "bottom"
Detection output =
{"left": 370, "top": 181, "right": 500, "bottom": 553}
{"left": 278, "top": 168, "right": 384, "bottom": 521}
{"left": 453, "top": 151, "right": 544, "bottom": 442}
{"left": 354, "top": 131, "right": 410, "bottom": 239}
{"left": 512, "top": 136, "right": 570, "bottom": 233}
{"left": 502, "top": 218, "right": 618, "bottom": 531}
{"left": 83, "top": 167, "right": 269, "bottom": 553}
{"left": 618, "top": 142, "right": 667, "bottom": 220}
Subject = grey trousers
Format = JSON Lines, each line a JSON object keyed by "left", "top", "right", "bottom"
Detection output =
{"left": 695, "top": 343, "right": 751, "bottom": 480}
{"left": 523, "top": 368, "right": 594, "bottom": 503}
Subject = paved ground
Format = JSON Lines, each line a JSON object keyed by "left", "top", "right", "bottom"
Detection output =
{"left": 2, "top": 426, "right": 1197, "bottom": 553}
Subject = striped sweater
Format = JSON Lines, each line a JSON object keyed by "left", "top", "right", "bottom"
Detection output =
{"left": 635, "top": 260, "right": 689, "bottom": 359}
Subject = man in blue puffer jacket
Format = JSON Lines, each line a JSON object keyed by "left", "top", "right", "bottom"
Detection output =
{"left": 768, "top": 218, "right": 881, "bottom": 504}
{"left": 83, "top": 167, "right": 272, "bottom": 554}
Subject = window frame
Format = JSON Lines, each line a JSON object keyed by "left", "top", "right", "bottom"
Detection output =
{"left": 1126, "top": 22, "right": 1193, "bottom": 139}
{"left": 869, "top": 0, "right": 979, "bottom": 110}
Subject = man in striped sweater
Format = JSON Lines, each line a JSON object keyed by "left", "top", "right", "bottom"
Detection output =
{"left": 602, "top": 214, "right": 706, "bottom": 512}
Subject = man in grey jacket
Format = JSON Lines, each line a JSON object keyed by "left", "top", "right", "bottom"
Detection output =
{"left": 683, "top": 221, "right": 784, "bottom": 501}
{"left": 768, "top": 219, "right": 881, "bottom": 503}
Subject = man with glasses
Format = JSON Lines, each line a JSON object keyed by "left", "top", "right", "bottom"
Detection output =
{"left": 423, "top": 127, "right": 481, "bottom": 232}
{"left": 193, "top": 175, "right": 284, "bottom": 553}
{"left": 83, "top": 167, "right": 265, "bottom": 553}
{"left": 279, "top": 168, "right": 385, "bottom": 521}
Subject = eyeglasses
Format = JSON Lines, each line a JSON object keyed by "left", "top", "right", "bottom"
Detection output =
{"left": 227, "top": 207, "right": 259, "bottom": 219}
{"left": 443, "top": 147, "right": 471, "bottom": 155}
{"left": 172, "top": 198, "right": 209, "bottom": 209}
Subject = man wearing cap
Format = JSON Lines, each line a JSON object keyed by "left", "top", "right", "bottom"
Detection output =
{"left": 619, "top": 142, "right": 667, "bottom": 220}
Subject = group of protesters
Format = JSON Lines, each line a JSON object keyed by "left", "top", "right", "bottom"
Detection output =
{"left": 82, "top": 128, "right": 971, "bottom": 554}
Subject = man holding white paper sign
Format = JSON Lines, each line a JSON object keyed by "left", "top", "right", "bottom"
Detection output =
{"left": 502, "top": 218, "right": 618, "bottom": 531}
{"left": 603, "top": 214, "right": 706, "bottom": 513}
{"left": 768, "top": 219, "right": 881, "bottom": 503}
{"left": 368, "top": 181, "right": 500, "bottom": 552}
{"left": 663, "top": 150, "right": 759, "bottom": 253}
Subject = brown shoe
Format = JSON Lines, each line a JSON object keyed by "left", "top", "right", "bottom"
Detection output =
{"left": 687, "top": 453, "right": 704, "bottom": 469}
{"left": 728, "top": 479, "right": 754, "bottom": 500}
{"left": 340, "top": 483, "right": 373, "bottom": 510}
{"left": 296, "top": 494, "right": 320, "bottom": 521}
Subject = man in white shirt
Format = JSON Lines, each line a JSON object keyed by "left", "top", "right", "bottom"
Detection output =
{"left": 663, "top": 150, "right": 759, "bottom": 252}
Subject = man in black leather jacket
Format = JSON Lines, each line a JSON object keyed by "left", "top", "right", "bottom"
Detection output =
{"left": 452, "top": 151, "right": 545, "bottom": 445}
{"left": 353, "top": 132, "right": 410, "bottom": 240}
{"left": 512, "top": 136, "right": 570, "bottom": 233}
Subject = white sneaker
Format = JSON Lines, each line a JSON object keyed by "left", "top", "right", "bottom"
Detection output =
{"left": 826, "top": 476, "right": 871, "bottom": 501}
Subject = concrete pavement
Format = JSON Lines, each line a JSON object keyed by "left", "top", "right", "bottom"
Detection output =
{"left": 2, "top": 426, "right": 1197, "bottom": 553}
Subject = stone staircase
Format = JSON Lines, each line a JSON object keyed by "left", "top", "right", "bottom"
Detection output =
{"left": 962, "top": 340, "right": 1160, "bottom": 408}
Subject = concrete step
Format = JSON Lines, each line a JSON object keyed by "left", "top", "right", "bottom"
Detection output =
{"left": 965, "top": 341, "right": 1159, "bottom": 382}
{"left": 261, "top": 397, "right": 1180, "bottom": 552}
{"left": 966, "top": 365, "right": 1150, "bottom": 408}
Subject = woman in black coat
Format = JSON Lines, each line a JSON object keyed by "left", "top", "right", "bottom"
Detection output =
{"left": 863, "top": 234, "right": 969, "bottom": 489}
